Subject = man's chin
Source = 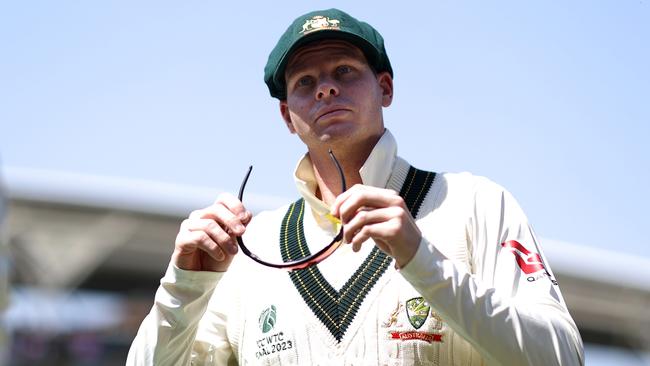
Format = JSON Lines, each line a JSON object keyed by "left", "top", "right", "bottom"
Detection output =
{"left": 317, "top": 127, "right": 353, "bottom": 144}
{"left": 318, "top": 120, "right": 355, "bottom": 138}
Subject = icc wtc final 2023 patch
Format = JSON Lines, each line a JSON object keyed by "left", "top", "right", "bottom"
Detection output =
{"left": 255, "top": 305, "right": 294, "bottom": 359}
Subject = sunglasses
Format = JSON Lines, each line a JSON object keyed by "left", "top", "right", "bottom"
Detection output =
{"left": 236, "top": 149, "right": 347, "bottom": 271}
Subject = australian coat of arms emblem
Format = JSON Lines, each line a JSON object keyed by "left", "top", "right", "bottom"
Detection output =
{"left": 300, "top": 15, "right": 341, "bottom": 35}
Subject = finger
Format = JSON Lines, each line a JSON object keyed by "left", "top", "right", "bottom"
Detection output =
{"left": 330, "top": 184, "right": 364, "bottom": 217}
{"left": 349, "top": 222, "right": 395, "bottom": 257}
{"left": 342, "top": 207, "right": 396, "bottom": 244}
{"left": 333, "top": 184, "right": 399, "bottom": 212}
{"left": 185, "top": 219, "right": 238, "bottom": 255}
{"left": 336, "top": 187, "right": 401, "bottom": 224}
{"left": 352, "top": 238, "right": 364, "bottom": 253}
{"left": 216, "top": 193, "right": 252, "bottom": 224}
{"left": 189, "top": 203, "right": 246, "bottom": 236}
{"left": 180, "top": 230, "right": 226, "bottom": 261}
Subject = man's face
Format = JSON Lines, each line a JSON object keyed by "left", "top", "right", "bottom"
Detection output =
{"left": 280, "top": 40, "right": 393, "bottom": 151}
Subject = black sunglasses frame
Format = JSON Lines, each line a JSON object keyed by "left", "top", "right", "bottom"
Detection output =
{"left": 236, "top": 149, "right": 347, "bottom": 271}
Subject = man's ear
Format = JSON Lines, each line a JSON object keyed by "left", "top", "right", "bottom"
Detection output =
{"left": 279, "top": 101, "right": 296, "bottom": 134}
{"left": 377, "top": 72, "right": 394, "bottom": 107}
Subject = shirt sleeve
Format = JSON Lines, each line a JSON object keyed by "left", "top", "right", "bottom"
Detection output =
{"left": 126, "top": 263, "right": 235, "bottom": 366}
{"left": 400, "top": 176, "right": 584, "bottom": 366}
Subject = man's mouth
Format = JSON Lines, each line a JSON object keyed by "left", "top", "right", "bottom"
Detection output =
{"left": 316, "top": 107, "right": 351, "bottom": 122}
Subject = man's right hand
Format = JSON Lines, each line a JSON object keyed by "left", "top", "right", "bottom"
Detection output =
{"left": 172, "top": 193, "right": 252, "bottom": 272}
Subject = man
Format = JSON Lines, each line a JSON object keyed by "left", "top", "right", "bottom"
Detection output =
{"left": 128, "top": 9, "right": 584, "bottom": 365}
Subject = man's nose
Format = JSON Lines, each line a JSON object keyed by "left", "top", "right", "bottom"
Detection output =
{"left": 315, "top": 77, "right": 339, "bottom": 100}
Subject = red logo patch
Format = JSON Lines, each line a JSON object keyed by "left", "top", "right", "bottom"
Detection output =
{"left": 501, "top": 240, "right": 545, "bottom": 274}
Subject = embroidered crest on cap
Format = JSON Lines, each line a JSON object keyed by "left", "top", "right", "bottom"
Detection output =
{"left": 300, "top": 15, "right": 341, "bottom": 35}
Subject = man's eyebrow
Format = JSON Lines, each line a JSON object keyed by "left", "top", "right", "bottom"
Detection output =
{"left": 286, "top": 53, "right": 363, "bottom": 78}
{"left": 285, "top": 63, "right": 311, "bottom": 79}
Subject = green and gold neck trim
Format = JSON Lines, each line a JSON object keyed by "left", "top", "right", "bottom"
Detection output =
{"left": 280, "top": 166, "right": 436, "bottom": 342}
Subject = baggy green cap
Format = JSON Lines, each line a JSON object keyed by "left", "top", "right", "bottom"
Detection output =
{"left": 264, "top": 8, "right": 393, "bottom": 100}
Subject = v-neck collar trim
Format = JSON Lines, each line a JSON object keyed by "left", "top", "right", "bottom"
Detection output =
{"left": 280, "top": 201, "right": 392, "bottom": 342}
{"left": 280, "top": 161, "right": 437, "bottom": 344}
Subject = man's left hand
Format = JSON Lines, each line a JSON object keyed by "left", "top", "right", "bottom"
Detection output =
{"left": 330, "top": 184, "right": 421, "bottom": 268}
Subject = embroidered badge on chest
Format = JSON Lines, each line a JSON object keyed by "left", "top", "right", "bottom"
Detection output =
{"left": 406, "top": 297, "right": 430, "bottom": 329}
{"left": 280, "top": 166, "right": 436, "bottom": 343}
{"left": 382, "top": 303, "right": 404, "bottom": 328}
{"left": 384, "top": 297, "right": 445, "bottom": 344}
{"left": 258, "top": 305, "right": 277, "bottom": 333}
{"left": 255, "top": 305, "right": 295, "bottom": 359}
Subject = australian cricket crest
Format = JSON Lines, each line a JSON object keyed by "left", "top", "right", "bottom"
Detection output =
{"left": 300, "top": 15, "right": 341, "bottom": 35}
{"left": 406, "top": 297, "right": 430, "bottom": 330}
{"left": 384, "top": 297, "right": 444, "bottom": 344}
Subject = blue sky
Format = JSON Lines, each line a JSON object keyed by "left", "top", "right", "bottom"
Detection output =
{"left": 1, "top": 0, "right": 648, "bottom": 264}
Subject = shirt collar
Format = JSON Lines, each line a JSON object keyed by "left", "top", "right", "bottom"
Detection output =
{"left": 293, "top": 129, "right": 398, "bottom": 226}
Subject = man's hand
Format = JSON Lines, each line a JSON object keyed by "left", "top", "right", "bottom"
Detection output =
{"left": 172, "top": 193, "right": 252, "bottom": 272}
{"left": 330, "top": 184, "right": 421, "bottom": 268}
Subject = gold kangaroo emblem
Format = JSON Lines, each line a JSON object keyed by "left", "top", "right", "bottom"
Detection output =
{"left": 382, "top": 303, "right": 404, "bottom": 328}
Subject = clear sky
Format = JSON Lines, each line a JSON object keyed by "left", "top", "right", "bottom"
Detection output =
{"left": 1, "top": 0, "right": 648, "bottom": 265}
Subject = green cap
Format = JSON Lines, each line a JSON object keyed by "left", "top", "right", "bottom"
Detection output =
{"left": 264, "top": 8, "right": 393, "bottom": 100}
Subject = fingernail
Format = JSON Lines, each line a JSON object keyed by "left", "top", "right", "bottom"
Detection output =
{"left": 236, "top": 224, "right": 245, "bottom": 233}
{"left": 228, "top": 244, "right": 238, "bottom": 255}
{"left": 216, "top": 250, "right": 225, "bottom": 261}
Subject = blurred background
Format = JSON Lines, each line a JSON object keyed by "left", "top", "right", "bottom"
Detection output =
{"left": 1, "top": 1, "right": 649, "bottom": 365}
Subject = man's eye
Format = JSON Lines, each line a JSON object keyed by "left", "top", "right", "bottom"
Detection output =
{"left": 337, "top": 65, "right": 352, "bottom": 74}
{"left": 297, "top": 76, "right": 312, "bottom": 87}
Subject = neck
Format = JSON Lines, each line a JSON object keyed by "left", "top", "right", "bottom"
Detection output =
{"left": 309, "top": 134, "right": 382, "bottom": 206}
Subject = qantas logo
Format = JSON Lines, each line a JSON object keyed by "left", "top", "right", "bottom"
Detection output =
{"left": 501, "top": 240, "right": 545, "bottom": 274}
{"left": 501, "top": 240, "right": 558, "bottom": 285}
